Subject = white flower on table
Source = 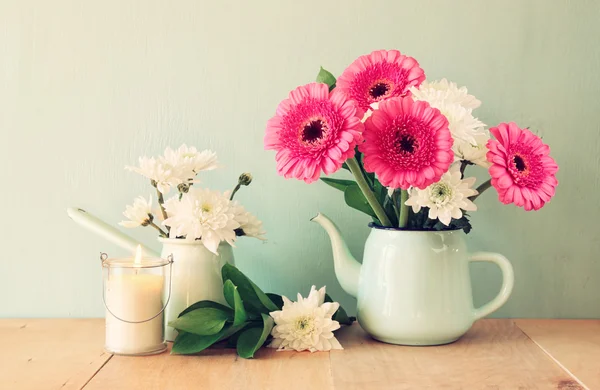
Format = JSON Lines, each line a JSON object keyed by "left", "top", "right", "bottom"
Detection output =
{"left": 405, "top": 163, "right": 478, "bottom": 226}
{"left": 268, "top": 286, "right": 343, "bottom": 352}
{"left": 119, "top": 196, "right": 153, "bottom": 228}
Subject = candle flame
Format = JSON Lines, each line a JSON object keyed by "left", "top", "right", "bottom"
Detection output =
{"left": 134, "top": 245, "right": 142, "bottom": 265}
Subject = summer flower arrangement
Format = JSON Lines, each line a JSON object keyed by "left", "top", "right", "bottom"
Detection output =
{"left": 120, "top": 144, "right": 265, "bottom": 252}
{"left": 121, "top": 145, "right": 353, "bottom": 357}
{"left": 264, "top": 50, "right": 559, "bottom": 230}
{"left": 136, "top": 48, "right": 560, "bottom": 359}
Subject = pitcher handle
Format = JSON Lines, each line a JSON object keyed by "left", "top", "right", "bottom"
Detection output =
{"left": 469, "top": 252, "right": 514, "bottom": 321}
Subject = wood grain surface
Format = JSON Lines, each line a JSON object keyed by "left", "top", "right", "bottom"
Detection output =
{"left": 516, "top": 319, "right": 600, "bottom": 389}
{"left": 1, "top": 319, "right": 597, "bottom": 389}
{"left": 0, "top": 319, "right": 109, "bottom": 390}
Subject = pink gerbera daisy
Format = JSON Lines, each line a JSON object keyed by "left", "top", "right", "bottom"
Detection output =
{"left": 487, "top": 123, "right": 558, "bottom": 211}
{"left": 359, "top": 96, "right": 454, "bottom": 190}
{"left": 264, "top": 82, "right": 364, "bottom": 183}
{"left": 336, "top": 49, "right": 426, "bottom": 113}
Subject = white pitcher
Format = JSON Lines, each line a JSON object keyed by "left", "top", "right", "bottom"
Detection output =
{"left": 312, "top": 213, "right": 514, "bottom": 345}
{"left": 160, "top": 238, "right": 234, "bottom": 341}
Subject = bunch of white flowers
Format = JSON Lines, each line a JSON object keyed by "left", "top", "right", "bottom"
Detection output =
{"left": 126, "top": 144, "right": 218, "bottom": 195}
{"left": 120, "top": 145, "right": 265, "bottom": 254}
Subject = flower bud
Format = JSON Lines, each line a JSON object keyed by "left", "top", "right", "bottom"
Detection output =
{"left": 177, "top": 183, "right": 190, "bottom": 193}
{"left": 140, "top": 213, "right": 154, "bottom": 227}
{"left": 238, "top": 173, "right": 253, "bottom": 186}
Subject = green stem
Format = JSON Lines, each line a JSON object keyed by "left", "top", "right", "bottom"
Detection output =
{"left": 148, "top": 220, "right": 168, "bottom": 237}
{"left": 155, "top": 187, "right": 169, "bottom": 231}
{"left": 229, "top": 184, "right": 241, "bottom": 201}
{"left": 398, "top": 189, "right": 409, "bottom": 228}
{"left": 391, "top": 190, "right": 401, "bottom": 225}
{"left": 470, "top": 179, "right": 492, "bottom": 201}
{"left": 460, "top": 160, "right": 469, "bottom": 178}
{"left": 346, "top": 157, "right": 392, "bottom": 227}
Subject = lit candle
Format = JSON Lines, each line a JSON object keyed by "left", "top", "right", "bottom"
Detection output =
{"left": 104, "top": 245, "right": 167, "bottom": 355}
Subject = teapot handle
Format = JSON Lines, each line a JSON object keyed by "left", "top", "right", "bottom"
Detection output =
{"left": 469, "top": 252, "right": 514, "bottom": 321}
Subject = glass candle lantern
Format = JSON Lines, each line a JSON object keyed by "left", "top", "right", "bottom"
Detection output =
{"left": 100, "top": 247, "right": 173, "bottom": 356}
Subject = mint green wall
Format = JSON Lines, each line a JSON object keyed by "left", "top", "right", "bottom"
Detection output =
{"left": 1, "top": 0, "right": 598, "bottom": 318}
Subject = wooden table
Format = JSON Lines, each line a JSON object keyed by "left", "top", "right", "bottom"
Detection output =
{"left": 0, "top": 319, "right": 598, "bottom": 389}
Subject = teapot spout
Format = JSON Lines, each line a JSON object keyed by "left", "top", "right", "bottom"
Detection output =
{"left": 311, "top": 213, "right": 361, "bottom": 298}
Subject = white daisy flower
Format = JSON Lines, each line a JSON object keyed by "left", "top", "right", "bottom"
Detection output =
{"left": 431, "top": 101, "right": 485, "bottom": 145}
{"left": 453, "top": 130, "right": 491, "bottom": 168}
{"left": 269, "top": 286, "right": 343, "bottom": 352}
{"left": 163, "top": 144, "right": 218, "bottom": 182}
{"left": 231, "top": 202, "right": 266, "bottom": 240}
{"left": 410, "top": 78, "right": 481, "bottom": 110}
{"left": 119, "top": 196, "right": 153, "bottom": 228}
{"left": 405, "top": 163, "right": 478, "bottom": 226}
{"left": 410, "top": 79, "right": 485, "bottom": 145}
{"left": 162, "top": 188, "right": 240, "bottom": 254}
{"left": 126, "top": 156, "right": 181, "bottom": 195}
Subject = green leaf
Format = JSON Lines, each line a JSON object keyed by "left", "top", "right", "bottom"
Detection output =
{"left": 324, "top": 294, "right": 354, "bottom": 326}
{"left": 222, "top": 264, "right": 279, "bottom": 314}
{"left": 236, "top": 313, "right": 274, "bottom": 359}
{"left": 171, "top": 322, "right": 248, "bottom": 355}
{"left": 320, "top": 177, "right": 357, "bottom": 192}
{"left": 333, "top": 305, "right": 353, "bottom": 325}
{"left": 344, "top": 184, "right": 377, "bottom": 219}
{"left": 223, "top": 280, "right": 248, "bottom": 326}
{"left": 316, "top": 67, "right": 336, "bottom": 91}
{"left": 171, "top": 331, "right": 224, "bottom": 355}
{"left": 266, "top": 293, "right": 284, "bottom": 310}
{"left": 178, "top": 300, "right": 233, "bottom": 318}
{"left": 375, "top": 180, "right": 398, "bottom": 226}
{"left": 168, "top": 307, "right": 231, "bottom": 336}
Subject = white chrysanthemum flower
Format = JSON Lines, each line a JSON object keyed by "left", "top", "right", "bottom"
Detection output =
{"left": 119, "top": 196, "right": 153, "bottom": 228}
{"left": 454, "top": 130, "right": 491, "bottom": 168}
{"left": 231, "top": 203, "right": 266, "bottom": 240}
{"left": 163, "top": 144, "right": 218, "bottom": 182}
{"left": 410, "top": 80, "right": 485, "bottom": 145}
{"left": 162, "top": 188, "right": 240, "bottom": 254}
{"left": 126, "top": 156, "right": 181, "bottom": 195}
{"left": 405, "top": 163, "right": 478, "bottom": 226}
{"left": 432, "top": 101, "right": 485, "bottom": 145}
{"left": 410, "top": 78, "right": 481, "bottom": 110}
{"left": 269, "top": 286, "right": 343, "bottom": 353}
{"left": 127, "top": 145, "right": 218, "bottom": 194}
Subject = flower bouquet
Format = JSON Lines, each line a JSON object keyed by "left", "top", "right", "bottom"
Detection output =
{"left": 264, "top": 50, "right": 558, "bottom": 230}
{"left": 121, "top": 144, "right": 265, "bottom": 251}
{"left": 121, "top": 144, "right": 267, "bottom": 341}
{"left": 263, "top": 50, "right": 559, "bottom": 345}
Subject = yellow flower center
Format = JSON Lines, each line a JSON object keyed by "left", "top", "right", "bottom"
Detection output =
{"left": 430, "top": 182, "right": 453, "bottom": 206}
{"left": 294, "top": 315, "right": 315, "bottom": 335}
